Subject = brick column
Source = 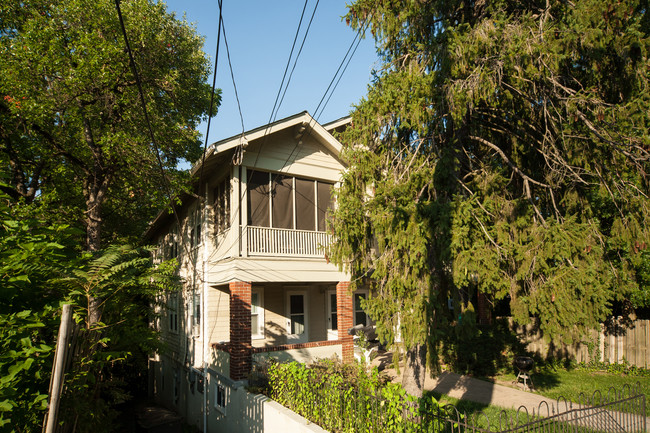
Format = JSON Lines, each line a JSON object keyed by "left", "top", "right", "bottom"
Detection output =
{"left": 337, "top": 281, "right": 354, "bottom": 363}
{"left": 229, "top": 281, "right": 252, "bottom": 380}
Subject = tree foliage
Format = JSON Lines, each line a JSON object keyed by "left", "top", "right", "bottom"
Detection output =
{"left": 331, "top": 0, "right": 649, "bottom": 395}
{"left": 0, "top": 191, "right": 79, "bottom": 431}
{"left": 1, "top": 1, "right": 213, "bottom": 428}
{"left": 0, "top": 190, "right": 180, "bottom": 432}
{"left": 0, "top": 0, "right": 217, "bottom": 247}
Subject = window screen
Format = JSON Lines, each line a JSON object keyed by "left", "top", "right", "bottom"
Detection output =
{"left": 272, "top": 175, "right": 293, "bottom": 229}
{"left": 247, "top": 171, "right": 269, "bottom": 227}
{"left": 317, "top": 182, "right": 333, "bottom": 232}
{"left": 295, "top": 177, "right": 315, "bottom": 231}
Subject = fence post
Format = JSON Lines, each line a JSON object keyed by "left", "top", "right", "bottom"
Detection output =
{"left": 44, "top": 304, "right": 72, "bottom": 433}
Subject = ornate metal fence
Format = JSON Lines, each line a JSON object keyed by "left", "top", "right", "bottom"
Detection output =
{"left": 427, "top": 383, "right": 647, "bottom": 433}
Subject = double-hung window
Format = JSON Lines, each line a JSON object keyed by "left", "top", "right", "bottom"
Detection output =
{"left": 190, "top": 208, "right": 202, "bottom": 249}
{"left": 251, "top": 288, "right": 264, "bottom": 339}
{"left": 214, "top": 177, "right": 231, "bottom": 234}
{"left": 169, "top": 293, "right": 179, "bottom": 333}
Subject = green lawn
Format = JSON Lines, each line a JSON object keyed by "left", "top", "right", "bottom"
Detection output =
{"left": 425, "top": 368, "right": 649, "bottom": 432}
{"left": 492, "top": 367, "right": 649, "bottom": 404}
{"left": 424, "top": 392, "right": 524, "bottom": 431}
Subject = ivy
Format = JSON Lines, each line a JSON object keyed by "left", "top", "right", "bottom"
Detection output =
{"left": 263, "top": 360, "right": 442, "bottom": 432}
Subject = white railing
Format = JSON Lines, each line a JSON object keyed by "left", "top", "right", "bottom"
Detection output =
{"left": 244, "top": 226, "right": 331, "bottom": 257}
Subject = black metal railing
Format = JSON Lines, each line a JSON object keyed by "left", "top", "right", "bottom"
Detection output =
{"left": 272, "top": 379, "right": 646, "bottom": 433}
{"left": 424, "top": 383, "right": 647, "bottom": 433}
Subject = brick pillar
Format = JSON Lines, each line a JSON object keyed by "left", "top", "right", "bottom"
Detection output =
{"left": 337, "top": 281, "right": 354, "bottom": 363}
{"left": 229, "top": 281, "right": 252, "bottom": 380}
{"left": 477, "top": 292, "right": 492, "bottom": 325}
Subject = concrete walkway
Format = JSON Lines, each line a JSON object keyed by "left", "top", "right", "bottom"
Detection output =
{"left": 372, "top": 355, "right": 650, "bottom": 430}
{"left": 422, "top": 370, "right": 558, "bottom": 411}
{"left": 371, "top": 353, "right": 557, "bottom": 412}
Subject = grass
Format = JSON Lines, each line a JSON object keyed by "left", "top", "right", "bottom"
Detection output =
{"left": 424, "top": 391, "right": 527, "bottom": 431}
{"left": 492, "top": 367, "right": 650, "bottom": 403}
{"left": 425, "top": 367, "right": 649, "bottom": 432}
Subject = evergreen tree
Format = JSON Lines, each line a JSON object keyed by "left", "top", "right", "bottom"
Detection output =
{"left": 330, "top": 0, "right": 649, "bottom": 396}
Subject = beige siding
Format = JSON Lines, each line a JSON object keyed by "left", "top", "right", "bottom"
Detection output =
{"left": 256, "top": 284, "right": 286, "bottom": 347}
{"left": 242, "top": 129, "right": 343, "bottom": 182}
{"left": 309, "top": 286, "right": 327, "bottom": 342}
{"left": 206, "top": 285, "right": 230, "bottom": 346}
{"left": 251, "top": 283, "right": 330, "bottom": 348}
{"left": 158, "top": 292, "right": 185, "bottom": 360}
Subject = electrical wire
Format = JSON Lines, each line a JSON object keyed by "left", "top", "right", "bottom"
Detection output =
{"left": 267, "top": 0, "right": 310, "bottom": 126}
{"left": 200, "top": 14, "right": 373, "bottom": 265}
{"left": 274, "top": 0, "right": 320, "bottom": 123}
{"left": 220, "top": 11, "right": 245, "bottom": 135}
{"left": 312, "top": 19, "right": 368, "bottom": 122}
{"left": 199, "top": 0, "right": 223, "bottom": 185}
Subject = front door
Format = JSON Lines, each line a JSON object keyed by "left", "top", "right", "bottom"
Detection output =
{"left": 286, "top": 290, "right": 308, "bottom": 344}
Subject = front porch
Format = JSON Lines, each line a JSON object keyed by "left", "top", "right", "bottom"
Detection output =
{"left": 210, "top": 281, "right": 355, "bottom": 380}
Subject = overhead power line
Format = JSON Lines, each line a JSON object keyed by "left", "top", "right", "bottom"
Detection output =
{"left": 274, "top": 0, "right": 320, "bottom": 123}
{"left": 266, "top": 0, "right": 311, "bottom": 126}
{"left": 199, "top": 0, "right": 223, "bottom": 183}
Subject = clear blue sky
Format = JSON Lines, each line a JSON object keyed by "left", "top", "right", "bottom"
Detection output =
{"left": 161, "top": 0, "right": 379, "bottom": 145}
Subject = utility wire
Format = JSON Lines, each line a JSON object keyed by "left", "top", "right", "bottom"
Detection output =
{"left": 199, "top": 0, "right": 223, "bottom": 185}
{"left": 208, "top": 15, "right": 372, "bottom": 262}
{"left": 316, "top": 28, "right": 364, "bottom": 121}
{"left": 267, "top": 0, "right": 310, "bottom": 126}
{"left": 274, "top": 0, "right": 320, "bottom": 123}
{"left": 220, "top": 11, "right": 245, "bottom": 135}
{"left": 114, "top": 0, "right": 200, "bottom": 265}
{"left": 312, "top": 19, "right": 368, "bottom": 122}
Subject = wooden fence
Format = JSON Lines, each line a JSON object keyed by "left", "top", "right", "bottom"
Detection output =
{"left": 509, "top": 318, "right": 650, "bottom": 368}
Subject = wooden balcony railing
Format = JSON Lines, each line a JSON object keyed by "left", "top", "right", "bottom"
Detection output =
{"left": 244, "top": 226, "right": 331, "bottom": 257}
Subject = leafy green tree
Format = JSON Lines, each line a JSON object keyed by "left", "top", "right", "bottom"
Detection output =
{"left": 0, "top": 0, "right": 217, "bottom": 247}
{"left": 0, "top": 191, "right": 78, "bottom": 432}
{"left": 331, "top": 0, "right": 649, "bottom": 396}
{"left": 0, "top": 189, "right": 180, "bottom": 431}
{"left": 54, "top": 244, "right": 180, "bottom": 432}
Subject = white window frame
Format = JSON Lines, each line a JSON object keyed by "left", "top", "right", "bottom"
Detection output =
{"left": 353, "top": 290, "right": 370, "bottom": 327}
{"left": 326, "top": 289, "right": 338, "bottom": 340}
{"left": 214, "top": 381, "right": 228, "bottom": 415}
{"left": 169, "top": 293, "right": 179, "bottom": 334}
{"left": 190, "top": 207, "right": 202, "bottom": 249}
{"left": 286, "top": 289, "right": 308, "bottom": 344}
{"left": 251, "top": 288, "right": 264, "bottom": 340}
{"left": 192, "top": 291, "right": 201, "bottom": 337}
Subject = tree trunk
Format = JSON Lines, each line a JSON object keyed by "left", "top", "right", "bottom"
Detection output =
{"left": 401, "top": 343, "right": 427, "bottom": 398}
{"left": 84, "top": 170, "right": 110, "bottom": 327}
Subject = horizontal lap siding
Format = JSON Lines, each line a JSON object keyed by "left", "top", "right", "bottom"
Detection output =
{"left": 255, "top": 285, "right": 286, "bottom": 348}
{"left": 309, "top": 288, "right": 327, "bottom": 342}
{"left": 206, "top": 287, "right": 229, "bottom": 345}
{"left": 242, "top": 130, "right": 343, "bottom": 181}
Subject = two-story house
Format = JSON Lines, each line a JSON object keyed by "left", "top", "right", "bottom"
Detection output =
{"left": 145, "top": 111, "right": 371, "bottom": 429}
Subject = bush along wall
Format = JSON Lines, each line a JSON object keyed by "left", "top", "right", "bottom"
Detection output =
{"left": 261, "top": 360, "right": 443, "bottom": 433}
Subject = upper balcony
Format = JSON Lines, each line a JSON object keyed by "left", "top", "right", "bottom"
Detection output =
{"left": 243, "top": 225, "right": 331, "bottom": 257}
{"left": 212, "top": 167, "right": 335, "bottom": 261}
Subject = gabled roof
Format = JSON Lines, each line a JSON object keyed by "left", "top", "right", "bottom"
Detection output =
{"left": 190, "top": 111, "right": 349, "bottom": 176}
{"left": 144, "top": 111, "right": 350, "bottom": 241}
